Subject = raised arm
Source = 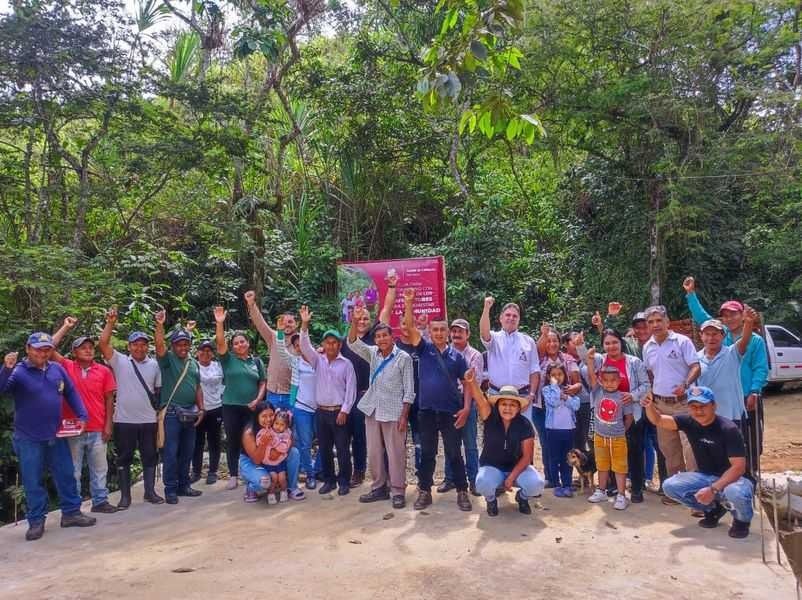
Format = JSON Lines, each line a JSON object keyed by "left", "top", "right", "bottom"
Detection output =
{"left": 51, "top": 316, "right": 78, "bottom": 363}
{"left": 154, "top": 309, "right": 167, "bottom": 358}
{"left": 297, "top": 305, "right": 319, "bottom": 368}
{"left": 244, "top": 290, "right": 276, "bottom": 347}
{"left": 377, "top": 273, "right": 398, "bottom": 325}
{"left": 536, "top": 322, "right": 550, "bottom": 356}
{"left": 585, "top": 347, "right": 598, "bottom": 389}
{"left": 99, "top": 308, "right": 116, "bottom": 362}
{"left": 214, "top": 306, "right": 228, "bottom": 355}
{"left": 479, "top": 296, "right": 494, "bottom": 344}
{"left": 736, "top": 307, "right": 757, "bottom": 356}
{"left": 543, "top": 383, "right": 562, "bottom": 408}
{"left": 402, "top": 288, "right": 422, "bottom": 347}
{"left": 603, "top": 301, "right": 624, "bottom": 332}
{"left": 641, "top": 392, "right": 678, "bottom": 431}
{"left": 463, "top": 368, "right": 491, "bottom": 421}
{"left": 683, "top": 276, "right": 714, "bottom": 325}
{"left": 0, "top": 352, "right": 20, "bottom": 393}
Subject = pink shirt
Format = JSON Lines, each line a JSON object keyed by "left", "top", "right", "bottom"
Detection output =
{"left": 299, "top": 331, "right": 357, "bottom": 413}
{"left": 257, "top": 427, "right": 293, "bottom": 466}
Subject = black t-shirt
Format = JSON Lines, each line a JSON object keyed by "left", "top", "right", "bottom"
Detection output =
{"left": 674, "top": 415, "right": 745, "bottom": 477}
{"left": 480, "top": 404, "right": 535, "bottom": 472}
{"left": 341, "top": 327, "right": 377, "bottom": 393}
{"left": 395, "top": 339, "right": 419, "bottom": 406}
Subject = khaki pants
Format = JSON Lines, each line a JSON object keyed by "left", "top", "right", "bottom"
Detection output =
{"left": 365, "top": 414, "right": 407, "bottom": 496}
{"left": 654, "top": 396, "right": 697, "bottom": 475}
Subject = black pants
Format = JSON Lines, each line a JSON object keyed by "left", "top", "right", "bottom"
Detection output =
{"left": 222, "top": 405, "right": 253, "bottom": 477}
{"left": 626, "top": 416, "right": 646, "bottom": 495}
{"left": 417, "top": 409, "right": 467, "bottom": 492}
{"left": 316, "top": 409, "right": 352, "bottom": 487}
{"left": 192, "top": 407, "right": 223, "bottom": 476}
{"left": 349, "top": 391, "right": 367, "bottom": 473}
{"left": 574, "top": 403, "right": 591, "bottom": 452}
{"left": 743, "top": 400, "right": 764, "bottom": 477}
{"left": 114, "top": 422, "right": 158, "bottom": 468}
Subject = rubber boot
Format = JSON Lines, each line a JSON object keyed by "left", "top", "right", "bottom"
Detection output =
{"left": 143, "top": 466, "right": 165, "bottom": 504}
{"left": 117, "top": 466, "right": 132, "bottom": 510}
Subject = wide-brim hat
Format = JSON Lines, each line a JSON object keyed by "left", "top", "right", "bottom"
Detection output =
{"left": 488, "top": 385, "right": 529, "bottom": 409}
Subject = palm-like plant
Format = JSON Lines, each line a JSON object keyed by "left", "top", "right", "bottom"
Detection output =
{"left": 135, "top": 0, "right": 170, "bottom": 34}
{"left": 169, "top": 31, "right": 200, "bottom": 84}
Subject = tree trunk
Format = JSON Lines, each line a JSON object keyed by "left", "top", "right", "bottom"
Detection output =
{"left": 647, "top": 180, "right": 662, "bottom": 305}
{"left": 71, "top": 165, "right": 90, "bottom": 250}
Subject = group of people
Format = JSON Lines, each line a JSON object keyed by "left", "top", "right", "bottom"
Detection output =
{"left": 0, "top": 273, "right": 767, "bottom": 543}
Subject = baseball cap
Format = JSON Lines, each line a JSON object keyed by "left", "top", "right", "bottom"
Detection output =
{"left": 599, "top": 365, "right": 621, "bottom": 376}
{"left": 321, "top": 329, "right": 342, "bottom": 342}
{"left": 644, "top": 305, "right": 667, "bottom": 318}
{"left": 197, "top": 339, "right": 214, "bottom": 350}
{"left": 700, "top": 319, "right": 725, "bottom": 332}
{"left": 170, "top": 329, "right": 192, "bottom": 344}
{"left": 127, "top": 331, "right": 150, "bottom": 343}
{"left": 71, "top": 336, "right": 94, "bottom": 350}
{"left": 718, "top": 300, "right": 744, "bottom": 315}
{"left": 687, "top": 386, "right": 715, "bottom": 405}
{"left": 27, "top": 332, "right": 54, "bottom": 349}
{"left": 631, "top": 311, "right": 648, "bottom": 324}
{"left": 450, "top": 319, "right": 470, "bottom": 331}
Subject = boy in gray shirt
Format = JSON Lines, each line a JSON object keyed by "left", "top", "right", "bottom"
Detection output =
{"left": 585, "top": 350, "right": 633, "bottom": 510}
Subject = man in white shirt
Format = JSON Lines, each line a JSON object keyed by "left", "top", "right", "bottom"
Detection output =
{"left": 642, "top": 305, "right": 701, "bottom": 484}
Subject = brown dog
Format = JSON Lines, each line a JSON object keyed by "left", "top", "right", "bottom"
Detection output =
{"left": 567, "top": 448, "right": 596, "bottom": 493}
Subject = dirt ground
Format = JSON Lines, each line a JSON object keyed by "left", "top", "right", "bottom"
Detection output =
{"left": 0, "top": 389, "right": 800, "bottom": 600}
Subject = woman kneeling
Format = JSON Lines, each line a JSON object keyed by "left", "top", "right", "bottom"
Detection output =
{"left": 465, "top": 372, "right": 545, "bottom": 516}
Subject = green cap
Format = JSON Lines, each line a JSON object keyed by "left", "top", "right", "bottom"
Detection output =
{"left": 321, "top": 329, "right": 342, "bottom": 341}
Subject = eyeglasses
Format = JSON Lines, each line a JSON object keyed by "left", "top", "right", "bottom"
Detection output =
{"left": 644, "top": 305, "right": 667, "bottom": 317}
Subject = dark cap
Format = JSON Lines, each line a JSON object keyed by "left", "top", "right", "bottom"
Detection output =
{"left": 197, "top": 339, "right": 214, "bottom": 351}
{"left": 127, "top": 331, "right": 150, "bottom": 343}
{"left": 170, "top": 329, "right": 192, "bottom": 344}
{"left": 599, "top": 365, "right": 621, "bottom": 376}
{"left": 450, "top": 319, "right": 470, "bottom": 331}
{"left": 631, "top": 312, "right": 648, "bottom": 324}
{"left": 71, "top": 336, "right": 94, "bottom": 350}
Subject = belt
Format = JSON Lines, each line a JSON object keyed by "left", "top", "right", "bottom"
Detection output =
{"left": 489, "top": 383, "right": 531, "bottom": 395}
{"left": 653, "top": 394, "right": 687, "bottom": 404}
{"left": 317, "top": 404, "right": 343, "bottom": 412}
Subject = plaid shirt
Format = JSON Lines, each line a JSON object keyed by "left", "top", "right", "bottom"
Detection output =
{"left": 346, "top": 337, "right": 415, "bottom": 422}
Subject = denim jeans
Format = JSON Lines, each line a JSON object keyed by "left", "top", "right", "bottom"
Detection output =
{"left": 239, "top": 448, "right": 300, "bottom": 493}
{"left": 349, "top": 394, "right": 368, "bottom": 473}
{"left": 545, "top": 428, "right": 574, "bottom": 488}
{"left": 444, "top": 404, "right": 479, "bottom": 485}
{"left": 663, "top": 472, "right": 754, "bottom": 523}
{"left": 68, "top": 431, "right": 109, "bottom": 506}
{"left": 643, "top": 420, "right": 658, "bottom": 482}
{"left": 162, "top": 408, "right": 197, "bottom": 497}
{"left": 531, "top": 405, "right": 548, "bottom": 477}
{"left": 13, "top": 437, "right": 82, "bottom": 525}
{"left": 268, "top": 392, "right": 292, "bottom": 411}
{"left": 292, "top": 408, "right": 321, "bottom": 477}
{"left": 474, "top": 465, "right": 545, "bottom": 501}
{"left": 417, "top": 409, "right": 466, "bottom": 492}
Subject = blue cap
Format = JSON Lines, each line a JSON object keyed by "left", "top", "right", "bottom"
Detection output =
{"left": 170, "top": 329, "right": 192, "bottom": 344}
{"left": 128, "top": 331, "right": 150, "bottom": 343}
{"left": 27, "top": 332, "right": 54, "bottom": 349}
{"left": 687, "top": 386, "right": 715, "bottom": 405}
{"left": 71, "top": 336, "right": 94, "bottom": 350}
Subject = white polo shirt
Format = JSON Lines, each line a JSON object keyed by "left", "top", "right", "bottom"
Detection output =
{"left": 481, "top": 329, "right": 540, "bottom": 389}
{"left": 643, "top": 331, "right": 699, "bottom": 396}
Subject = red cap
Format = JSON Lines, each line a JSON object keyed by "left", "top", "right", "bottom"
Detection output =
{"left": 718, "top": 300, "right": 744, "bottom": 315}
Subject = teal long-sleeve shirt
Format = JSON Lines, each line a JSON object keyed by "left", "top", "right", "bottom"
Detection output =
{"left": 686, "top": 292, "right": 769, "bottom": 395}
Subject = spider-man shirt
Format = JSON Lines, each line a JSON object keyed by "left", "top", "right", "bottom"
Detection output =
{"left": 591, "top": 387, "right": 633, "bottom": 437}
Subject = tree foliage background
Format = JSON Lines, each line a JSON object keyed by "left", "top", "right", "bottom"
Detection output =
{"left": 0, "top": 0, "right": 800, "bottom": 521}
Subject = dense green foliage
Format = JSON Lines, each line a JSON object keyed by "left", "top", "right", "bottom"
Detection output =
{"left": 0, "top": 0, "right": 800, "bottom": 521}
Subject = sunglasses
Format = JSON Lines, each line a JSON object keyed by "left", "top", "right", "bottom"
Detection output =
{"left": 644, "top": 305, "right": 667, "bottom": 317}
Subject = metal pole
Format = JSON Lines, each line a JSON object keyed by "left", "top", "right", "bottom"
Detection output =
{"left": 772, "top": 478, "right": 782, "bottom": 566}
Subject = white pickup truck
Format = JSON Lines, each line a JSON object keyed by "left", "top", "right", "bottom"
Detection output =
{"left": 764, "top": 324, "right": 802, "bottom": 391}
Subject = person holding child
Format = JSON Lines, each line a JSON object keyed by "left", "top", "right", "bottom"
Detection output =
{"left": 542, "top": 362, "right": 580, "bottom": 498}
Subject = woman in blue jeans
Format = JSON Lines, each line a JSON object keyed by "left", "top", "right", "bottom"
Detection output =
{"left": 239, "top": 403, "right": 302, "bottom": 502}
{"left": 464, "top": 371, "right": 545, "bottom": 516}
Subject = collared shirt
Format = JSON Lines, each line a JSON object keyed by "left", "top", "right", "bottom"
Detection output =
{"left": 157, "top": 351, "right": 200, "bottom": 408}
{"left": 416, "top": 338, "right": 468, "bottom": 413}
{"left": 219, "top": 352, "right": 265, "bottom": 406}
{"left": 698, "top": 345, "right": 745, "bottom": 421}
{"left": 643, "top": 331, "right": 699, "bottom": 396}
{"left": 0, "top": 360, "right": 87, "bottom": 442}
{"left": 454, "top": 343, "right": 484, "bottom": 388}
{"left": 107, "top": 350, "right": 161, "bottom": 424}
{"left": 266, "top": 332, "right": 293, "bottom": 395}
{"left": 60, "top": 358, "right": 116, "bottom": 432}
{"left": 481, "top": 329, "right": 540, "bottom": 389}
{"left": 299, "top": 331, "right": 357, "bottom": 413}
{"left": 275, "top": 331, "right": 317, "bottom": 412}
{"left": 347, "top": 338, "right": 414, "bottom": 422}
{"left": 340, "top": 327, "right": 377, "bottom": 393}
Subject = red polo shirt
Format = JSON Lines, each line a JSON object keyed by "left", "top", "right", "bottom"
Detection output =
{"left": 61, "top": 359, "right": 116, "bottom": 432}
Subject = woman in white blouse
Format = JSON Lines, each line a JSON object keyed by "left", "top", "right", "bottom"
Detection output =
{"left": 192, "top": 339, "right": 225, "bottom": 484}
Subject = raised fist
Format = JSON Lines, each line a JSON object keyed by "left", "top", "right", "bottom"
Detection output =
{"left": 743, "top": 306, "right": 758, "bottom": 325}
{"left": 106, "top": 307, "right": 118, "bottom": 324}
{"left": 63, "top": 316, "right": 78, "bottom": 329}
{"left": 607, "top": 302, "right": 622, "bottom": 316}
{"left": 3, "top": 352, "right": 18, "bottom": 369}
{"left": 154, "top": 310, "right": 166, "bottom": 325}
{"left": 483, "top": 296, "right": 495, "bottom": 310}
{"left": 682, "top": 277, "right": 695, "bottom": 293}
{"left": 244, "top": 291, "right": 256, "bottom": 306}
{"left": 591, "top": 311, "right": 602, "bottom": 327}
{"left": 385, "top": 273, "right": 398, "bottom": 287}
{"left": 403, "top": 288, "right": 415, "bottom": 302}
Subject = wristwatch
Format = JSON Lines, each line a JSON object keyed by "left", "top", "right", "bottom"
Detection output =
{"left": 710, "top": 484, "right": 721, "bottom": 494}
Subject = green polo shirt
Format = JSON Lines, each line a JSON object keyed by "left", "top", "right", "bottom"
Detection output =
{"left": 157, "top": 352, "right": 200, "bottom": 408}
{"left": 219, "top": 352, "right": 266, "bottom": 406}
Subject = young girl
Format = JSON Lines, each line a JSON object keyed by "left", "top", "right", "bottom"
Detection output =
{"left": 257, "top": 410, "right": 293, "bottom": 504}
{"left": 542, "top": 362, "right": 580, "bottom": 497}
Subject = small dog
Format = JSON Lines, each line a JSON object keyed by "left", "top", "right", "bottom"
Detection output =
{"left": 567, "top": 448, "right": 596, "bottom": 493}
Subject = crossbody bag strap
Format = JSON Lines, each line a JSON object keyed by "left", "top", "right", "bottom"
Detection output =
{"left": 370, "top": 351, "right": 397, "bottom": 385}
{"left": 164, "top": 357, "right": 192, "bottom": 411}
{"left": 432, "top": 346, "right": 462, "bottom": 402}
{"left": 130, "top": 359, "right": 158, "bottom": 411}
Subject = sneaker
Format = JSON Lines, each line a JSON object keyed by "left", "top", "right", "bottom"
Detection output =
{"left": 698, "top": 503, "right": 727, "bottom": 529}
{"left": 279, "top": 490, "right": 288, "bottom": 503}
{"left": 561, "top": 487, "right": 574, "bottom": 498}
{"left": 289, "top": 488, "right": 306, "bottom": 501}
{"left": 515, "top": 490, "right": 531, "bottom": 514}
{"left": 456, "top": 490, "right": 472, "bottom": 511}
{"left": 413, "top": 490, "right": 433, "bottom": 510}
{"left": 486, "top": 498, "right": 499, "bottom": 516}
{"left": 225, "top": 478, "right": 239, "bottom": 490}
{"left": 588, "top": 489, "right": 608, "bottom": 503}
{"left": 90, "top": 501, "right": 119, "bottom": 514}
{"left": 305, "top": 476, "right": 317, "bottom": 490}
{"left": 728, "top": 519, "right": 750, "bottom": 539}
{"left": 613, "top": 494, "right": 629, "bottom": 510}
{"left": 554, "top": 487, "right": 567, "bottom": 498}
{"left": 206, "top": 472, "right": 218, "bottom": 485}
{"left": 359, "top": 487, "right": 390, "bottom": 503}
{"left": 60, "top": 512, "right": 97, "bottom": 528}
{"left": 437, "top": 480, "right": 456, "bottom": 494}
{"left": 25, "top": 522, "right": 45, "bottom": 541}
{"left": 267, "top": 493, "right": 278, "bottom": 505}
{"left": 244, "top": 489, "right": 259, "bottom": 503}
{"left": 318, "top": 481, "right": 337, "bottom": 495}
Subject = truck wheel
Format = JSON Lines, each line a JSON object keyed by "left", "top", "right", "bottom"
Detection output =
{"left": 763, "top": 382, "right": 784, "bottom": 394}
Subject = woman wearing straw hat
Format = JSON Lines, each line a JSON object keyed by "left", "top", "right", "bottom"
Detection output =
{"left": 465, "top": 371, "right": 545, "bottom": 516}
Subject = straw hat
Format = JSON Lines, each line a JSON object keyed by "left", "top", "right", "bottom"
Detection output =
{"left": 488, "top": 385, "right": 529, "bottom": 410}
